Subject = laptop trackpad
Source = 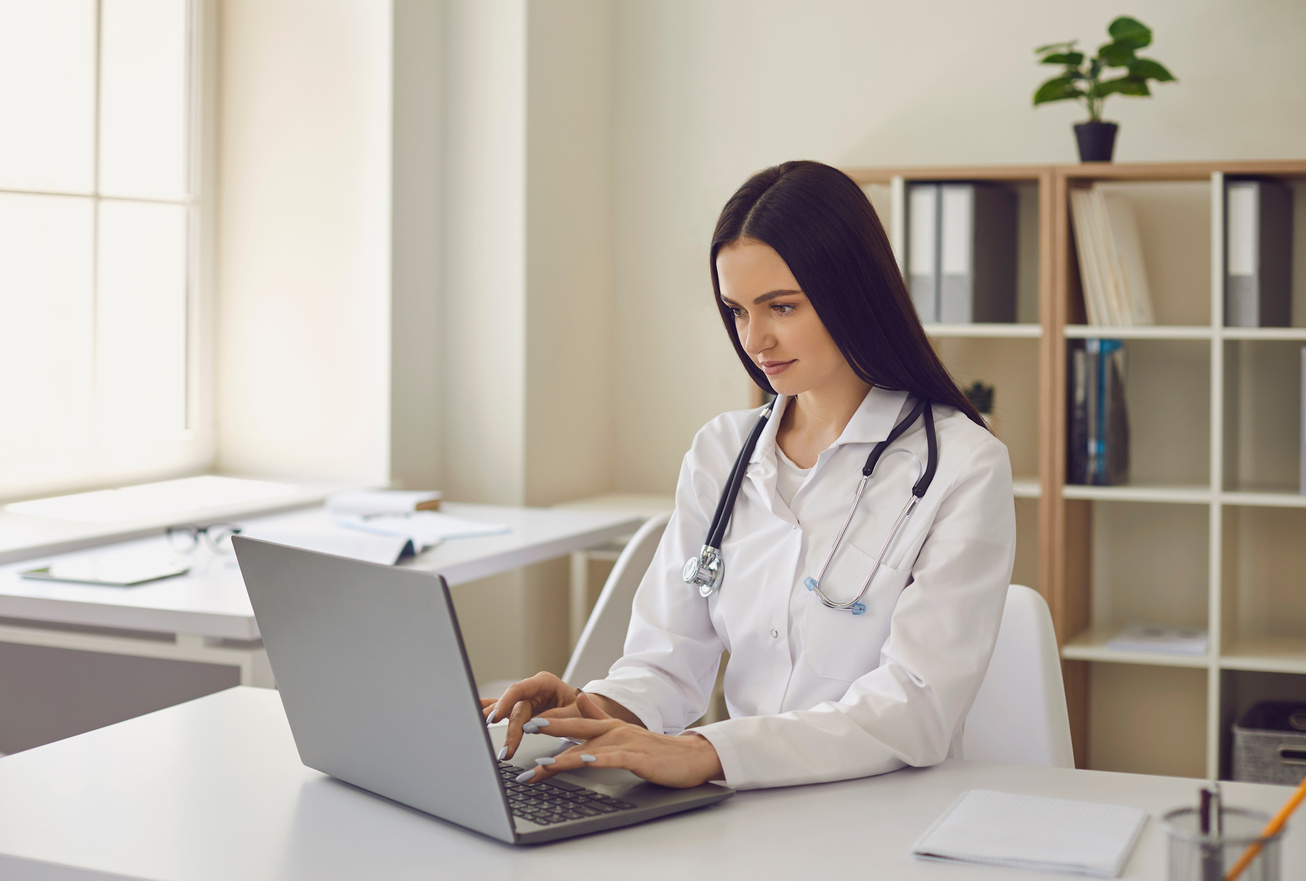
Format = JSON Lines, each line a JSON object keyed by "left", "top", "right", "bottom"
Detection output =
{"left": 489, "top": 725, "right": 652, "bottom": 797}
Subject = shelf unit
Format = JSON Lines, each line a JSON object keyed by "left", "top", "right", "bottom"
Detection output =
{"left": 843, "top": 160, "right": 1306, "bottom": 781}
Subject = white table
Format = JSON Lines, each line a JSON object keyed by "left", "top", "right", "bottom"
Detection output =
{"left": 0, "top": 686, "right": 1299, "bottom": 881}
{"left": 0, "top": 504, "right": 643, "bottom": 686}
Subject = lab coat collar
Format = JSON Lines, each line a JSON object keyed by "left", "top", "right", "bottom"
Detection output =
{"left": 748, "top": 386, "right": 911, "bottom": 466}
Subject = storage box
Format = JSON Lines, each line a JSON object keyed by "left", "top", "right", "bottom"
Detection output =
{"left": 1233, "top": 701, "right": 1306, "bottom": 785}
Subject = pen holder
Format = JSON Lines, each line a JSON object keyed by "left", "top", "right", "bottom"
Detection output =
{"left": 1162, "top": 807, "right": 1284, "bottom": 881}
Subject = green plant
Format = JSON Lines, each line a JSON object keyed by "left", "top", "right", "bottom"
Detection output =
{"left": 1033, "top": 16, "right": 1176, "bottom": 123}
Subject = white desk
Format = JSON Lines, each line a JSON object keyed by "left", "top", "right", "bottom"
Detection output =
{"left": 0, "top": 686, "right": 1299, "bottom": 881}
{"left": 0, "top": 504, "right": 643, "bottom": 686}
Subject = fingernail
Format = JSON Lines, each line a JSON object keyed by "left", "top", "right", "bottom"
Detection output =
{"left": 534, "top": 756, "right": 555, "bottom": 766}
{"left": 528, "top": 717, "right": 549, "bottom": 728}
{"left": 581, "top": 754, "right": 596, "bottom": 762}
{"left": 515, "top": 768, "right": 536, "bottom": 783}
{"left": 523, "top": 722, "right": 538, "bottom": 734}
{"left": 497, "top": 746, "right": 507, "bottom": 761}
{"left": 486, "top": 707, "right": 497, "bottom": 724}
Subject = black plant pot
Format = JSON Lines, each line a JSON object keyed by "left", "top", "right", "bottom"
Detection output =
{"left": 1074, "top": 121, "right": 1118, "bottom": 162}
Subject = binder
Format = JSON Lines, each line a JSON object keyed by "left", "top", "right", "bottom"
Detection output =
{"left": 907, "top": 183, "right": 940, "bottom": 322}
{"left": 1225, "top": 180, "right": 1293, "bottom": 328}
{"left": 938, "top": 183, "right": 1017, "bottom": 323}
{"left": 1067, "top": 341, "right": 1089, "bottom": 484}
{"left": 1068, "top": 339, "right": 1129, "bottom": 486}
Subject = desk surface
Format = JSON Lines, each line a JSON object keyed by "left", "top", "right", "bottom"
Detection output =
{"left": 0, "top": 505, "right": 642, "bottom": 640}
{"left": 0, "top": 687, "right": 1299, "bottom": 881}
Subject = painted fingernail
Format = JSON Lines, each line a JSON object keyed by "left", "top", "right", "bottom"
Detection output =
{"left": 581, "top": 754, "right": 597, "bottom": 763}
{"left": 497, "top": 746, "right": 508, "bottom": 761}
{"left": 534, "top": 756, "right": 555, "bottom": 766}
{"left": 528, "top": 717, "right": 549, "bottom": 728}
{"left": 523, "top": 722, "right": 538, "bottom": 734}
{"left": 515, "top": 768, "right": 536, "bottom": 783}
{"left": 486, "top": 707, "right": 497, "bottom": 724}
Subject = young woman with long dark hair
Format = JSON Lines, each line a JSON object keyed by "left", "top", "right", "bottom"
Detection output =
{"left": 486, "top": 160, "right": 1016, "bottom": 790}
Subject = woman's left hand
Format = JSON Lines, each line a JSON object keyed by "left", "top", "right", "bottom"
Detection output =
{"left": 518, "top": 693, "right": 724, "bottom": 790}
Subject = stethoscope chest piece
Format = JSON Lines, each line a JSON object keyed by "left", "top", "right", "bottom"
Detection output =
{"left": 683, "top": 545, "right": 724, "bottom": 597}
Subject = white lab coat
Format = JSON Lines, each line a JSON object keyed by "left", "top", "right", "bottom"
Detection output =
{"left": 582, "top": 387, "right": 1016, "bottom": 790}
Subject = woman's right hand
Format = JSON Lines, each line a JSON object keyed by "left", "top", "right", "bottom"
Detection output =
{"left": 481, "top": 672, "right": 583, "bottom": 760}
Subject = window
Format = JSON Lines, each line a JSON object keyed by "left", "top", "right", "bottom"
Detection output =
{"left": 0, "top": 0, "right": 209, "bottom": 500}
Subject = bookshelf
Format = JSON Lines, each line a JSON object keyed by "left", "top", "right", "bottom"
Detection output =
{"left": 843, "top": 159, "right": 1306, "bottom": 781}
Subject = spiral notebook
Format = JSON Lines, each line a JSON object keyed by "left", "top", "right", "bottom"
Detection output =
{"left": 911, "top": 790, "right": 1148, "bottom": 877}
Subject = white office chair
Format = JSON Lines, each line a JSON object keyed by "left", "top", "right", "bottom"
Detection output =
{"left": 562, "top": 512, "right": 671, "bottom": 686}
{"left": 963, "top": 584, "right": 1075, "bottom": 768}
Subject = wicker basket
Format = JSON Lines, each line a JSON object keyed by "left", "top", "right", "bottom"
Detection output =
{"left": 1233, "top": 701, "right": 1306, "bottom": 786}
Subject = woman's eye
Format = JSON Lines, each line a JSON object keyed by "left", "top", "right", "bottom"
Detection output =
{"left": 729, "top": 306, "right": 745, "bottom": 319}
{"left": 772, "top": 303, "right": 796, "bottom": 315}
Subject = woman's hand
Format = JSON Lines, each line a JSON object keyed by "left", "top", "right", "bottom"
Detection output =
{"left": 511, "top": 693, "right": 724, "bottom": 790}
{"left": 481, "top": 672, "right": 582, "bottom": 761}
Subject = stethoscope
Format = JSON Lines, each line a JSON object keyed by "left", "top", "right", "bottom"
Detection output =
{"left": 682, "top": 397, "right": 938, "bottom": 615}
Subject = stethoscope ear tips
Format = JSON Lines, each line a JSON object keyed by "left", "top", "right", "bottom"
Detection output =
{"left": 850, "top": 603, "right": 866, "bottom": 615}
{"left": 803, "top": 577, "right": 818, "bottom": 591}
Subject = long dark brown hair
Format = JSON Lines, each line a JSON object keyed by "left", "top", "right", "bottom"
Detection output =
{"left": 710, "top": 160, "right": 987, "bottom": 429}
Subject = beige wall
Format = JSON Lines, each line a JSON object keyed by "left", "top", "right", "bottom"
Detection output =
{"left": 611, "top": 0, "right": 1306, "bottom": 492}
{"left": 215, "top": 0, "right": 393, "bottom": 485}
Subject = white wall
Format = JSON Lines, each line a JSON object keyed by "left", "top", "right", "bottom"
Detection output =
{"left": 611, "top": 0, "right": 1306, "bottom": 492}
{"left": 215, "top": 0, "right": 392, "bottom": 485}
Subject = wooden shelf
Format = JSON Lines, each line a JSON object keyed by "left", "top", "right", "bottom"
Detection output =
{"left": 1064, "top": 325, "right": 1212, "bottom": 340}
{"left": 851, "top": 159, "right": 1306, "bottom": 781}
{"left": 1221, "top": 327, "right": 1306, "bottom": 341}
{"left": 1222, "top": 637, "right": 1306, "bottom": 674}
{"left": 1220, "top": 488, "right": 1306, "bottom": 508}
{"left": 1061, "top": 624, "right": 1211, "bottom": 668}
{"left": 1061, "top": 483, "right": 1212, "bottom": 504}
{"left": 923, "top": 323, "right": 1042, "bottom": 339}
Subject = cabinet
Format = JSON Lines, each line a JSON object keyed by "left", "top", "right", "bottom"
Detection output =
{"left": 841, "top": 160, "right": 1306, "bottom": 779}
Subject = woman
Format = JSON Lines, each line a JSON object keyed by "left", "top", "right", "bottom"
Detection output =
{"left": 485, "top": 160, "right": 1016, "bottom": 790}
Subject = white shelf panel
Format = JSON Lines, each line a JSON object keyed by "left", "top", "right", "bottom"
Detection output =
{"left": 1061, "top": 484, "right": 1212, "bottom": 504}
{"left": 1064, "top": 325, "right": 1213, "bottom": 340}
{"left": 1221, "top": 327, "right": 1306, "bottom": 341}
{"left": 922, "top": 323, "right": 1042, "bottom": 339}
{"left": 1061, "top": 624, "right": 1211, "bottom": 668}
{"left": 1220, "top": 488, "right": 1306, "bottom": 508}
{"left": 1012, "top": 478, "right": 1040, "bottom": 499}
{"left": 1221, "top": 637, "right": 1306, "bottom": 674}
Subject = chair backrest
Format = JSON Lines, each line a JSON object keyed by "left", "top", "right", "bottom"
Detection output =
{"left": 562, "top": 513, "right": 671, "bottom": 686}
{"left": 963, "top": 584, "right": 1075, "bottom": 768}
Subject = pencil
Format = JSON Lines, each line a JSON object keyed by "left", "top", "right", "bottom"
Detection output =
{"left": 1224, "top": 773, "right": 1306, "bottom": 881}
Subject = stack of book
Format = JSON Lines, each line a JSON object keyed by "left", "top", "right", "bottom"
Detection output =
{"left": 1067, "top": 339, "right": 1129, "bottom": 486}
{"left": 906, "top": 182, "right": 1017, "bottom": 324}
{"left": 1069, "top": 186, "right": 1155, "bottom": 327}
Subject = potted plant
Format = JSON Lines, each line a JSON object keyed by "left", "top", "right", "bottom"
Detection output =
{"left": 1033, "top": 16, "right": 1176, "bottom": 162}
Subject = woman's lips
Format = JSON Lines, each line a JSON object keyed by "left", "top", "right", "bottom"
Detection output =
{"left": 759, "top": 360, "right": 795, "bottom": 376}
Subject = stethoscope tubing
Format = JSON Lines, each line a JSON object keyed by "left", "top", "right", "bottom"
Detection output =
{"left": 685, "top": 395, "right": 939, "bottom": 613}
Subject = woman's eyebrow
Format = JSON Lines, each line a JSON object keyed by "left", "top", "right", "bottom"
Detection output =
{"left": 720, "top": 289, "right": 804, "bottom": 307}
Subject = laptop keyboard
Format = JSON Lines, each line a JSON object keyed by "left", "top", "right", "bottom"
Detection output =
{"left": 497, "top": 761, "right": 636, "bottom": 826}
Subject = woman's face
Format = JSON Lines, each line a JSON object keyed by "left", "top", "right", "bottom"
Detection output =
{"left": 716, "top": 237, "right": 859, "bottom": 399}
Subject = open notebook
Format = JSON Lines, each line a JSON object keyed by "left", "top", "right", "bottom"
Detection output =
{"left": 911, "top": 790, "right": 1148, "bottom": 878}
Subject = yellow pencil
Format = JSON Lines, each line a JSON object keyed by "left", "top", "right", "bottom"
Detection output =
{"left": 1224, "top": 773, "right": 1306, "bottom": 881}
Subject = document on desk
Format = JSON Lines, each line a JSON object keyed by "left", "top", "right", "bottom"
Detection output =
{"left": 243, "top": 513, "right": 510, "bottom": 566}
{"left": 911, "top": 790, "right": 1148, "bottom": 878}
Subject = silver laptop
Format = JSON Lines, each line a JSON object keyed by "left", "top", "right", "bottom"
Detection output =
{"left": 232, "top": 536, "right": 733, "bottom": 844}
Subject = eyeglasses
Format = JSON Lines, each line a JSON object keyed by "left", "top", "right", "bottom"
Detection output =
{"left": 166, "top": 524, "right": 242, "bottom": 555}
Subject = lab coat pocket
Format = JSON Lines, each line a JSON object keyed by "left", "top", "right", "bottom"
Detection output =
{"left": 801, "top": 545, "right": 912, "bottom": 682}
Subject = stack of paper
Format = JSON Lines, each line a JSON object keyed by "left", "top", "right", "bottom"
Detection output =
{"left": 912, "top": 790, "right": 1148, "bottom": 878}
{"left": 1106, "top": 622, "right": 1208, "bottom": 656}
{"left": 1069, "top": 186, "right": 1155, "bottom": 327}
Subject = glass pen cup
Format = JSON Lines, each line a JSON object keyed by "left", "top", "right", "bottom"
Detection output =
{"left": 1162, "top": 806, "right": 1284, "bottom": 881}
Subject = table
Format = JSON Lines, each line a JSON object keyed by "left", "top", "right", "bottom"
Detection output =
{"left": 0, "top": 687, "right": 1299, "bottom": 881}
{"left": 0, "top": 504, "right": 643, "bottom": 687}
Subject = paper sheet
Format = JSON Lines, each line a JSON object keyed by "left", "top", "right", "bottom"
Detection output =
{"left": 911, "top": 789, "right": 1148, "bottom": 878}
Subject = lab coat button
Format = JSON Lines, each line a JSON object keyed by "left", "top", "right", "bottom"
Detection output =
{"left": 770, "top": 628, "right": 779, "bottom": 638}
